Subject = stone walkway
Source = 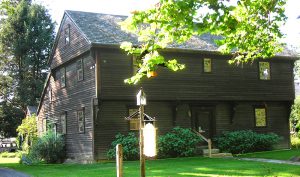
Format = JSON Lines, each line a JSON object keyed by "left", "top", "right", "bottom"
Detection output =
{"left": 237, "top": 158, "right": 300, "bottom": 165}
{"left": 0, "top": 168, "right": 31, "bottom": 177}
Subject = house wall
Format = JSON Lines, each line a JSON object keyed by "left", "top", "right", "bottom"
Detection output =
{"left": 97, "top": 47, "right": 295, "bottom": 102}
{"left": 93, "top": 47, "right": 293, "bottom": 159}
{"left": 50, "top": 14, "right": 90, "bottom": 69}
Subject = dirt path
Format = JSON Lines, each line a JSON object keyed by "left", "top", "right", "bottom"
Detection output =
{"left": 0, "top": 168, "right": 31, "bottom": 177}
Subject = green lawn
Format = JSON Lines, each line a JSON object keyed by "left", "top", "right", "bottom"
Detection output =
{"left": 1, "top": 156, "right": 300, "bottom": 177}
{"left": 236, "top": 149, "right": 300, "bottom": 160}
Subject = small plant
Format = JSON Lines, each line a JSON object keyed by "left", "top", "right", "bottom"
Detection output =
{"left": 215, "top": 130, "right": 280, "bottom": 154}
{"left": 291, "top": 136, "right": 300, "bottom": 149}
{"left": 158, "top": 127, "right": 202, "bottom": 158}
{"left": 21, "top": 130, "right": 65, "bottom": 164}
{"left": 107, "top": 132, "right": 139, "bottom": 160}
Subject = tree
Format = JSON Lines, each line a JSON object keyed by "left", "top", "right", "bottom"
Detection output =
{"left": 0, "top": 0, "right": 55, "bottom": 109}
{"left": 120, "top": 0, "right": 287, "bottom": 84}
{"left": 17, "top": 114, "right": 38, "bottom": 151}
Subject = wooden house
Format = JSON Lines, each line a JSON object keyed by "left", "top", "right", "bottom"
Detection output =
{"left": 37, "top": 10, "right": 298, "bottom": 162}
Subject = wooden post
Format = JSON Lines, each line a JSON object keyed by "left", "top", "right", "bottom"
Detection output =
{"left": 116, "top": 144, "right": 123, "bottom": 177}
{"left": 208, "top": 139, "right": 212, "bottom": 158}
{"left": 139, "top": 105, "right": 145, "bottom": 177}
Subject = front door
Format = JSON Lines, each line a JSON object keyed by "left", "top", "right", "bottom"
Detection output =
{"left": 192, "top": 107, "right": 214, "bottom": 139}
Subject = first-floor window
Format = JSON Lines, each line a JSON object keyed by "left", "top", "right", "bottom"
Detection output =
{"left": 77, "top": 108, "right": 85, "bottom": 133}
{"left": 254, "top": 107, "right": 267, "bottom": 127}
{"left": 128, "top": 108, "right": 139, "bottom": 130}
{"left": 60, "top": 112, "right": 67, "bottom": 134}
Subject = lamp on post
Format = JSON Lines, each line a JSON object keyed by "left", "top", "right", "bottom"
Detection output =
{"left": 137, "top": 88, "right": 146, "bottom": 177}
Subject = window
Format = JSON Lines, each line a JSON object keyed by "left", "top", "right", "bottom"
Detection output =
{"left": 129, "top": 108, "right": 139, "bottom": 130}
{"left": 77, "top": 108, "right": 85, "bottom": 133}
{"left": 255, "top": 107, "right": 267, "bottom": 127}
{"left": 203, "top": 58, "right": 212, "bottom": 73}
{"left": 259, "top": 62, "right": 270, "bottom": 80}
{"left": 48, "top": 88, "right": 52, "bottom": 102}
{"left": 77, "top": 58, "right": 83, "bottom": 81}
{"left": 64, "top": 24, "right": 70, "bottom": 45}
{"left": 60, "top": 112, "right": 67, "bottom": 134}
{"left": 60, "top": 67, "right": 66, "bottom": 88}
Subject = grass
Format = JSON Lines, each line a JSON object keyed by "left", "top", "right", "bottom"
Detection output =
{"left": 236, "top": 149, "right": 300, "bottom": 160}
{"left": 1, "top": 156, "right": 300, "bottom": 177}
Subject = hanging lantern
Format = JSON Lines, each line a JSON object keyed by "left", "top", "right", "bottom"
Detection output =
{"left": 143, "top": 123, "right": 157, "bottom": 157}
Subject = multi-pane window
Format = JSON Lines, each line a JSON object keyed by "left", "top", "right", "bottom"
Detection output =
{"left": 255, "top": 107, "right": 267, "bottom": 127}
{"left": 129, "top": 108, "right": 139, "bottom": 130}
{"left": 60, "top": 112, "right": 67, "bottom": 134}
{"left": 259, "top": 62, "right": 270, "bottom": 80}
{"left": 64, "top": 24, "right": 70, "bottom": 45}
{"left": 60, "top": 67, "right": 66, "bottom": 88}
{"left": 203, "top": 58, "right": 212, "bottom": 73}
{"left": 77, "top": 108, "right": 85, "bottom": 133}
{"left": 77, "top": 58, "right": 83, "bottom": 81}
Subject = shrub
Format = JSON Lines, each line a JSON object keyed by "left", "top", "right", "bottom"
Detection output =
{"left": 158, "top": 127, "right": 203, "bottom": 158}
{"left": 107, "top": 132, "right": 139, "bottom": 160}
{"left": 17, "top": 115, "right": 38, "bottom": 152}
{"left": 215, "top": 130, "right": 280, "bottom": 154}
{"left": 291, "top": 136, "right": 300, "bottom": 149}
{"left": 22, "top": 130, "right": 65, "bottom": 164}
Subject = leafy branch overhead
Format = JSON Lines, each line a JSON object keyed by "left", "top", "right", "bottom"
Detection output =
{"left": 120, "top": 0, "right": 287, "bottom": 84}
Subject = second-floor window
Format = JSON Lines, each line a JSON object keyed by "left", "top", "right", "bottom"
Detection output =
{"left": 64, "top": 24, "right": 70, "bottom": 45}
{"left": 60, "top": 67, "right": 66, "bottom": 88}
{"left": 77, "top": 58, "right": 83, "bottom": 81}
{"left": 259, "top": 62, "right": 270, "bottom": 80}
{"left": 203, "top": 58, "right": 212, "bottom": 73}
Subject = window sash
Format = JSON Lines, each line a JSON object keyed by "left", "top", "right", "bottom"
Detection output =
{"left": 77, "top": 109, "right": 85, "bottom": 133}
{"left": 60, "top": 67, "right": 66, "bottom": 88}
{"left": 61, "top": 113, "right": 67, "bottom": 134}
{"left": 255, "top": 107, "right": 267, "bottom": 127}
{"left": 128, "top": 108, "right": 140, "bottom": 130}
{"left": 259, "top": 62, "right": 270, "bottom": 80}
{"left": 77, "top": 59, "right": 83, "bottom": 81}
{"left": 64, "top": 25, "right": 70, "bottom": 45}
{"left": 203, "top": 58, "right": 212, "bottom": 73}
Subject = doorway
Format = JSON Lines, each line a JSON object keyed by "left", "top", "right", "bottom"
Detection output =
{"left": 192, "top": 107, "right": 215, "bottom": 139}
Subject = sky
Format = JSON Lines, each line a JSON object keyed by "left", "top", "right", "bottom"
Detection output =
{"left": 33, "top": 0, "right": 300, "bottom": 49}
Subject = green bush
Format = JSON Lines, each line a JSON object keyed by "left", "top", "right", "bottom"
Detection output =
{"left": 158, "top": 127, "right": 202, "bottom": 158}
{"left": 1, "top": 152, "right": 9, "bottom": 158}
{"left": 291, "top": 136, "right": 300, "bottom": 149}
{"left": 21, "top": 130, "right": 65, "bottom": 164}
{"left": 215, "top": 130, "right": 280, "bottom": 154}
{"left": 107, "top": 132, "right": 139, "bottom": 160}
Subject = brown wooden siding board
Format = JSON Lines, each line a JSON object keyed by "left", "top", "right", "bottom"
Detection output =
{"left": 99, "top": 49, "right": 294, "bottom": 101}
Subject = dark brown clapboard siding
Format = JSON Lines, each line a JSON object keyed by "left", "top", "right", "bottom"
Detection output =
{"left": 39, "top": 53, "right": 96, "bottom": 160}
{"left": 98, "top": 48, "right": 295, "bottom": 102}
{"left": 50, "top": 15, "right": 90, "bottom": 69}
{"left": 93, "top": 101, "right": 174, "bottom": 159}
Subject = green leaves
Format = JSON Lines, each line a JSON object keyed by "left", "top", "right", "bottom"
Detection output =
{"left": 120, "top": 0, "right": 287, "bottom": 84}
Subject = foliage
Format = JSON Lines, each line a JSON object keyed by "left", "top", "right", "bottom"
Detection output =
{"left": 21, "top": 130, "right": 65, "bottom": 164}
{"left": 107, "top": 132, "right": 139, "bottom": 160}
{"left": 291, "top": 136, "right": 300, "bottom": 149}
{"left": 0, "top": 0, "right": 55, "bottom": 109}
{"left": 0, "top": 152, "right": 16, "bottom": 158}
{"left": 158, "top": 127, "right": 202, "bottom": 158}
{"left": 120, "top": 0, "right": 287, "bottom": 84}
{"left": 290, "top": 96, "right": 300, "bottom": 136}
{"left": 0, "top": 101, "right": 24, "bottom": 137}
{"left": 215, "top": 130, "right": 280, "bottom": 154}
{"left": 16, "top": 115, "right": 38, "bottom": 151}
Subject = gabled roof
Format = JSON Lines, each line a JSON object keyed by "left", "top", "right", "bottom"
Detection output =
{"left": 65, "top": 10, "right": 298, "bottom": 57}
{"left": 65, "top": 10, "right": 220, "bottom": 52}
